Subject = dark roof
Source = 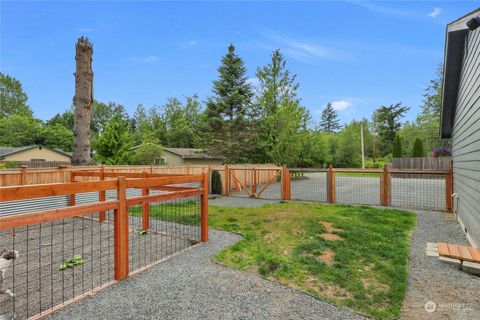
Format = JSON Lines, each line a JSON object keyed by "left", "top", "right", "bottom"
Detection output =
{"left": 441, "top": 8, "right": 480, "bottom": 139}
{"left": 0, "top": 145, "right": 72, "bottom": 159}
{"left": 129, "top": 144, "right": 224, "bottom": 160}
{"left": 163, "top": 147, "right": 224, "bottom": 160}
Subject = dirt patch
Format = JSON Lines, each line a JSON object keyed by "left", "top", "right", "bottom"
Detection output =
{"left": 361, "top": 276, "right": 389, "bottom": 292}
{"left": 319, "top": 221, "right": 343, "bottom": 233}
{"left": 303, "top": 278, "right": 351, "bottom": 301}
{"left": 317, "top": 249, "right": 335, "bottom": 266}
{"left": 320, "top": 233, "right": 343, "bottom": 241}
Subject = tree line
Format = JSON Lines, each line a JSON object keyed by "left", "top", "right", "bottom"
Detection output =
{"left": 0, "top": 47, "right": 447, "bottom": 167}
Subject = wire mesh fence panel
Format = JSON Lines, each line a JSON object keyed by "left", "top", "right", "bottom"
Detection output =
{"left": 0, "top": 211, "right": 115, "bottom": 320}
{"left": 254, "top": 169, "right": 282, "bottom": 200}
{"left": 290, "top": 170, "right": 328, "bottom": 202}
{"left": 391, "top": 173, "right": 446, "bottom": 210}
{"left": 127, "top": 195, "right": 201, "bottom": 274}
{"left": 335, "top": 173, "right": 381, "bottom": 206}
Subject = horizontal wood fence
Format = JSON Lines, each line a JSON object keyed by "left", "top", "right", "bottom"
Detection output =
{"left": 0, "top": 172, "right": 208, "bottom": 319}
{"left": 0, "top": 164, "right": 279, "bottom": 192}
{"left": 392, "top": 157, "right": 452, "bottom": 170}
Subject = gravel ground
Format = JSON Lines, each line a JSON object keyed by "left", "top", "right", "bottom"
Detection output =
{"left": 402, "top": 210, "right": 480, "bottom": 320}
{"left": 0, "top": 215, "right": 198, "bottom": 320}
{"left": 48, "top": 228, "right": 367, "bottom": 320}
{"left": 209, "top": 196, "right": 281, "bottom": 207}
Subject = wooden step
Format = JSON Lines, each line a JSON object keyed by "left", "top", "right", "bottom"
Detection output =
{"left": 438, "top": 243, "right": 480, "bottom": 264}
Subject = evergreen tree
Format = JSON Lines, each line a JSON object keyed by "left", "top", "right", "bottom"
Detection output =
{"left": 372, "top": 102, "right": 409, "bottom": 155}
{"left": 94, "top": 114, "right": 132, "bottom": 164}
{"left": 412, "top": 138, "right": 424, "bottom": 157}
{"left": 199, "top": 44, "right": 254, "bottom": 163}
{"left": 255, "top": 49, "right": 308, "bottom": 165}
{"left": 319, "top": 103, "right": 340, "bottom": 133}
{"left": 211, "top": 170, "right": 223, "bottom": 194}
{"left": 392, "top": 134, "right": 403, "bottom": 158}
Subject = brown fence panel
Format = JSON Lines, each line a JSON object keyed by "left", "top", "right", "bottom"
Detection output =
{"left": 0, "top": 172, "right": 208, "bottom": 319}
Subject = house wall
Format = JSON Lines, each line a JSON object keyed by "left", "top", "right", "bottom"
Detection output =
{"left": 452, "top": 26, "right": 480, "bottom": 247}
{"left": 162, "top": 150, "right": 222, "bottom": 166}
{"left": 162, "top": 151, "right": 185, "bottom": 165}
{"left": 4, "top": 147, "right": 71, "bottom": 162}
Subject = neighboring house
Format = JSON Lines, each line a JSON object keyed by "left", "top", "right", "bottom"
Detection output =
{"left": 0, "top": 145, "right": 72, "bottom": 163}
{"left": 130, "top": 145, "right": 223, "bottom": 165}
{"left": 440, "top": 9, "right": 480, "bottom": 247}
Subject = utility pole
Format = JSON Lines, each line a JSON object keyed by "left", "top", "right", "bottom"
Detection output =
{"left": 361, "top": 123, "right": 365, "bottom": 169}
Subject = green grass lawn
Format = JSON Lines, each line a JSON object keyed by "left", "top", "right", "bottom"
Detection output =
{"left": 129, "top": 200, "right": 199, "bottom": 225}
{"left": 208, "top": 203, "right": 415, "bottom": 319}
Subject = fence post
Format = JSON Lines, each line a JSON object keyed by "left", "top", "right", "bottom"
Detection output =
{"left": 114, "top": 176, "right": 129, "bottom": 280}
{"left": 251, "top": 167, "right": 257, "bottom": 195}
{"left": 141, "top": 172, "right": 150, "bottom": 230}
{"left": 201, "top": 173, "right": 209, "bottom": 242}
{"left": 383, "top": 164, "right": 391, "bottom": 206}
{"left": 446, "top": 169, "right": 453, "bottom": 212}
{"left": 380, "top": 167, "right": 385, "bottom": 206}
{"left": 20, "top": 165, "right": 28, "bottom": 185}
{"left": 327, "top": 164, "right": 336, "bottom": 203}
{"left": 281, "top": 164, "right": 291, "bottom": 200}
{"left": 99, "top": 165, "right": 106, "bottom": 222}
{"left": 208, "top": 164, "right": 212, "bottom": 193}
{"left": 69, "top": 171, "right": 76, "bottom": 206}
{"left": 224, "top": 164, "right": 230, "bottom": 196}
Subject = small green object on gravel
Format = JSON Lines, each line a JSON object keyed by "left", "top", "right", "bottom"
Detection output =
{"left": 138, "top": 229, "right": 148, "bottom": 236}
{"left": 59, "top": 254, "right": 85, "bottom": 270}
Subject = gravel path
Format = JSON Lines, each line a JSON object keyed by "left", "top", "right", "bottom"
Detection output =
{"left": 402, "top": 210, "right": 480, "bottom": 320}
{"left": 49, "top": 229, "right": 366, "bottom": 320}
{"left": 209, "top": 195, "right": 281, "bottom": 207}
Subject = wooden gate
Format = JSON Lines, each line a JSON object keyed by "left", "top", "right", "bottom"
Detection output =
{"left": 226, "top": 166, "right": 284, "bottom": 199}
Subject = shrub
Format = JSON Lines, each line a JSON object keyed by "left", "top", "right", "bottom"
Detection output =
{"left": 392, "top": 134, "right": 403, "bottom": 158}
{"left": 431, "top": 146, "right": 451, "bottom": 158}
{"left": 412, "top": 138, "right": 424, "bottom": 157}
{"left": 211, "top": 170, "right": 223, "bottom": 195}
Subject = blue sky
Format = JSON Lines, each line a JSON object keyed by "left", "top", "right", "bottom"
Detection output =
{"left": 1, "top": 1, "right": 479, "bottom": 125}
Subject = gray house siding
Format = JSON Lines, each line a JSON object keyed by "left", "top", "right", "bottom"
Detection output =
{"left": 452, "top": 26, "right": 480, "bottom": 247}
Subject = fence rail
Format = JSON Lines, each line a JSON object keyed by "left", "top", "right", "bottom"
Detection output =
{"left": 287, "top": 165, "right": 453, "bottom": 212}
{"left": 0, "top": 172, "right": 208, "bottom": 319}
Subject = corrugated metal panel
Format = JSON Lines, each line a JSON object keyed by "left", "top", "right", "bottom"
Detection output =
{"left": 0, "top": 184, "right": 201, "bottom": 217}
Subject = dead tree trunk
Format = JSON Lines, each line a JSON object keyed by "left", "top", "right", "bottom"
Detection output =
{"left": 72, "top": 37, "right": 93, "bottom": 166}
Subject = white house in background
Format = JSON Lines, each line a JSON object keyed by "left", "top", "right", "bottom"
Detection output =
{"left": 440, "top": 8, "right": 480, "bottom": 247}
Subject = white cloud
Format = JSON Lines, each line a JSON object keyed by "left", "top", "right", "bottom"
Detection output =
{"left": 427, "top": 8, "right": 442, "bottom": 18}
{"left": 130, "top": 56, "right": 159, "bottom": 63}
{"left": 181, "top": 40, "right": 198, "bottom": 48}
{"left": 349, "top": 1, "right": 412, "bottom": 18}
{"left": 262, "top": 31, "right": 345, "bottom": 62}
{"left": 331, "top": 100, "right": 352, "bottom": 111}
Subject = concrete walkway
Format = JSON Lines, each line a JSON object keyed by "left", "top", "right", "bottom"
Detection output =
{"left": 49, "top": 229, "right": 366, "bottom": 320}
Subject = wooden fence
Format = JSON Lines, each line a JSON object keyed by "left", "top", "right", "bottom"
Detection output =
{"left": 0, "top": 164, "right": 280, "bottom": 194}
{"left": 287, "top": 165, "right": 453, "bottom": 212}
{"left": 0, "top": 172, "right": 208, "bottom": 319}
{"left": 392, "top": 157, "right": 452, "bottom": 170}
